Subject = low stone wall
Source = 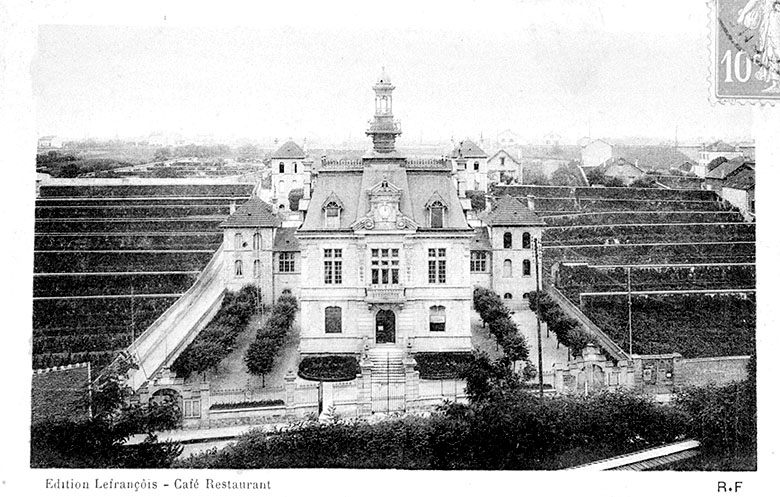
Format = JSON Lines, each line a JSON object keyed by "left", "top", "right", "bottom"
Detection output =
{"left": 677, "top": 355, "right": 750, "bottom": 387}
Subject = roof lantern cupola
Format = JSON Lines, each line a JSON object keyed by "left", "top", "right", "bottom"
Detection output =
{"left": 366, "top": 67, "right": 402, "bottom": 154}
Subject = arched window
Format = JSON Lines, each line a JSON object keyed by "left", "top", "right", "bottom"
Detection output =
{"left": 293, "top": 162, "right": 298, "bottom": 173}
{"left": 278, "top": 179, "right": 286, "bottom": 193}
{"left": 253, "top": 232, "right": 261, "bottom": 250}
{"left": 234, "top": 232, "right": 244, "bottom": 249}
{"left": 503, "top": 232, "right": 512, "bottom": 249}
{"left": 503, "top": 259, "right": 513, "bottom": 278}
{"left": 325, "top": 306, "right": 342, "bottom": 333}
{"left": 522, "top": 292, "right": 529, "bottom": 300}
{"left": 429, "top": 305, "right": 446, "bottom": 332}
{"left": 473, "top": 160, "right": 480, "bottom": 171}
{"left": 522, "top": 259, "right": 531, "bottom": 276}
{"left": 235, "top": 259, "right": 243, "bottom": 277}
{"left": 522, "top": 232, "right": 531, "bottom": 249}
{"left": 504, "top": 293, "right": 513, "bottom": 300}
{"left": 279, "top": 162, "right": 285, "bottom": 173}
{"left": 253, "top": 259, "right": 260, "bottom": 278}
{"left": 282, "top": 288, "right": 292, "bottom": 295}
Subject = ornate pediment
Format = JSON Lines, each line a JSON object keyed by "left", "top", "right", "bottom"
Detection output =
{"left": 424, "top": 190, "right": 449, "bottom": 210}
{"left": 321, "top": 191, "right": 344, "bottom": 210}
{"left": 351, "top": 175, "right": 417, "bottom": 231}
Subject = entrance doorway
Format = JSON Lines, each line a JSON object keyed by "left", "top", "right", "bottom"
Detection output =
{"left": 375, "top": 309, "right": 396, "bottom": 344}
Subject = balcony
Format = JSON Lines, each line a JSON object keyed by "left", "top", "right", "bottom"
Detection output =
{"left": 365, "top": 284, "right": 406, "bottom": 304}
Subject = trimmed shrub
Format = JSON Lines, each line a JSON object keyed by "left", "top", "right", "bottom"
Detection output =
{"left": 170, "top": 285, "right": 260, "bottom": 379}
{"left": 298, "top": 356, "right": 359, "bottom": 382}
{"left": 245, "top": 294, "right": 299, "bottom": 380}
{"left": 414, "top": 352, "right": 474, "bottom": 380}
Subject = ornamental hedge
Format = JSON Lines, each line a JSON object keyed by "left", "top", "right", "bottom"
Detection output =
{"left": 245, "top": 294, "right": 299, "bottom": 381}
{"left": 297, "top": 355, "right": 359, "bottom": 382}
{"left": 414, "top": 352, "right": 474, "bottom": 380}
{"left": 527, "top": 291, "right": 598, "bottom": 357}
{"left": 472, "top": 287, "right": 530, "bottom": 363}
{"left": 170, "top": 285, "right": 261, "bottom": 379}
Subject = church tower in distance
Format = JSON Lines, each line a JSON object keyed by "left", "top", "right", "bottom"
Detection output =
{"left": 366, "top": 67, "right": 402, "bottom": 153}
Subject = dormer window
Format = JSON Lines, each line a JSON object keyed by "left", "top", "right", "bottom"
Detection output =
{"left": 322, "top": 192, "right": 345, "bottom": 229}
{"left": 424, "top": 192, "right": 449, "bottom": 229}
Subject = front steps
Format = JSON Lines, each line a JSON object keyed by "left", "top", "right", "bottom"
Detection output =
{"left": 367, "top": 346, "right": 406, "bottom": 383}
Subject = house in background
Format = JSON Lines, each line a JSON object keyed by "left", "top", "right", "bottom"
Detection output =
{"left": 487, "top": 149, "right": 523, "bottom": 184}
{"left": 37, "top": 135, "right": 63, "bottom": 149}
{"left": 269, "top": 140, "right": 312, "bottom": 211}
{"left": 450, "top": 138, "right": 489, "bottom": 192}
{"left": 720, "top": 167, "right": 755, "bottom": 220}
{"left": 602, "top": 157, "right": 646, "bottom": 184}
{"left": 581, "top": 139, "right": 613, "bottom": 169}
{"left": 695, "top": 141, "right": 745, "bottom": 178}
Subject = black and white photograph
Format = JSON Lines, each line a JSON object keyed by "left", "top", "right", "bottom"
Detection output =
{"left": 2, "top": 0, "right": 778, "bottom": 494}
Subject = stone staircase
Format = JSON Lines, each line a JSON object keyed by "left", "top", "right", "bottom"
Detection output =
{"left": 368, "top": 346, "right": 406, "bottom": 383}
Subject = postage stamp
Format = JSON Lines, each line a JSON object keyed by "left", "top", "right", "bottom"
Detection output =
{"left": 712, "top": 0, "right": 780, "bottom": 102}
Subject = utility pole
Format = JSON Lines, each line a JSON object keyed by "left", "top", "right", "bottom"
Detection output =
{"left": 534, "top": 238, "right": 544, "bottom": 398}
{"left": 627, "top": 267, "right": 633, "bottom": 356}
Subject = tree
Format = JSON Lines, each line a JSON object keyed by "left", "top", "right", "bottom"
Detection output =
{"left": 59, "top": 162, "right": 80, "bottom": 178}
{"left": 630, "top": 177, "right": 656, "bottom": 188}
{"left": 288, "top": 188, "right": 304, "bottom": 211}
{"left": 465, "top": 190, "right": 486, "bottom": 211}
{"left": 31, "top": 374, "right": 182, "bottom": 468}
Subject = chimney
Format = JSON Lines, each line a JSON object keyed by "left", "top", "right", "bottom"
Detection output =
{"left": 302, "top": 158, "right": 314, "bottom": 174}
{"left": 458, "top": 178, "right": 466, "bottom": 198}
{"left": 303, "top": 178, "right": 311, "bottom": 200}
{"left": 527, "top": 194, "right": 536, "bottom": 212}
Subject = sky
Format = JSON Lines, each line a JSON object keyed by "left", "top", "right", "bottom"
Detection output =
{"left": 29, "top": 1, "right": 756, "bottom": 145}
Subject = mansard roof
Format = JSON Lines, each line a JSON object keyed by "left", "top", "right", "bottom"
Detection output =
{"left": 270, "top": 140, "right": 306, "bottom": 160}
{"left": 220, "top": 196, "right": 280, "bottom": 228}
{"left": 484, "top": 196, "right": 546, "bottom": 227}
{"left": 299, "top": 162, "right": 470, "bottom": 231}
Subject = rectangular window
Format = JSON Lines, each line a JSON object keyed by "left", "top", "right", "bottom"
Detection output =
{"left": 278, "top": 252, "right": 295, "bottom": 272}
{"left": 325, "top": 306, "right": 342, "bottom": 333}
{"left": 183, "top": 399, "right": 201, "bottom": 419}
{"left": 430, "top": 207, "right": 443, "bottom": 228}
{"left": 326, "top": 206, "right": 340, "bottom": 229}
{"left": 428, "top": 248, "right": 446, "bottom": 284}
{"left": 371, "top": 248, "right": 400, "bottom": 285}
{"left": 470, "top": 251, "right": 487, "bottom": 272}
{"left": 324, "top": 248, "right": 342, "bottom": 285}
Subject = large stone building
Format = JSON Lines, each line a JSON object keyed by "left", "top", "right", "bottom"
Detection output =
{"left": 221, "top": 71, "right": 544, "bottom": 378}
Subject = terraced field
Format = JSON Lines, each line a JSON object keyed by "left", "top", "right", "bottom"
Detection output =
{"left": 33, "top": 182, "right": 254, "bottom": 372}
{"left": 492, "top": 185, "right": 757, "bottom": 358}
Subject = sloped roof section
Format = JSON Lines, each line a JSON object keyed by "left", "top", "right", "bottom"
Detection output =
{"left": 707, "top": 157, "right": 754, "bottom": 180}
{"left": 471, "top": 226, "right": 492, "bottom": 251}
{"left": 271, "top": 140, "right": 306, "bottom": 159}
{"left": 723, "top": 167, "right": 755, "bottom": 190}
{"left": 273, "top": 227, "right": 300, "bottom": 252}
{"left": 703, "top": 140, "right": 736, "bottom": 153}
{"left": 451, "top": 139, "right": 488, "bottom": 158}
{"left": 221, "top": 196, "right": 280, "bottom": 228}
{"left": 484, "top": 196, "right": 546, "bottom": 226}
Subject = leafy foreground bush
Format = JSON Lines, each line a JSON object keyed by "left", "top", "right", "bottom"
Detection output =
{"left": 31, "top": 374, "right": 182, "bottom": 468}
{"left": 176, "top": 389, "right": 686, "bottom": 470}
{"left": 170, "top": 285, "right": 261, "bottom": 379}
{"left": 176, "top": 354, "right": 756, "bottom": 470}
